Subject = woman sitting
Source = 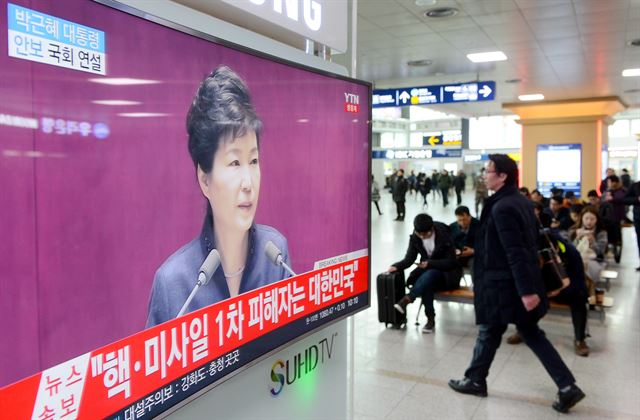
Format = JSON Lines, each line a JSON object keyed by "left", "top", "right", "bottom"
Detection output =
{"left": 569, "top": 206, "right": 608, "bottom": 287}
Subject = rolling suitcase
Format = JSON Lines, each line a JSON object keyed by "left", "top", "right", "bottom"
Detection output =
{"left": 377, "top": 271, "right": 406, "bottom": 328}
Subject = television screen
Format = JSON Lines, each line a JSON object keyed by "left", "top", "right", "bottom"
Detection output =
{"left": 536, "top": 144, "right": 582, "bottom": 197}
{"left": 0, "top": 1, "right": 370, "bottom": 417}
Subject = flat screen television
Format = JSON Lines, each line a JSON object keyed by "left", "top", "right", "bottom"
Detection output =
{"left": 0, "top": 1, "right": 371, "bottom": 418}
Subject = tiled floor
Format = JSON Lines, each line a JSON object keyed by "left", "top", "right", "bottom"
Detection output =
{"left": 353, "top": 189, "right": 640, "bottom": 419}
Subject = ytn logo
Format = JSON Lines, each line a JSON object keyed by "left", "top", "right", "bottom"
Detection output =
{"left": 344, "top": 93, "right": 359, "bottom": 113}
{"left": 269, "top": 333, "right": 337, "bottom": 396}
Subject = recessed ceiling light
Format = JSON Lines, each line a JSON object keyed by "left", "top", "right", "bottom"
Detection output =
{"left": 92, "top": 100, "right": 141, "bottom": 106}
{"left": 518, "top": 94, "right": 544, "bottom": 101}
{"left": 415, "top": 0, "right": 437, "bottom": 6}
{"left": 424, "top": 7, "right": 458, "bottom": 18}
{"left": 466, "top": 51, "right": 508, "bottom": 63}
{"left": 89, "top": 78, "right": 161, "bottom": 85}
{"left": 407, "top": 59, "right": 433, "bottom": 67}
{"left": 628, "top": 38, "right": 640, "bottom": 47}
{"left": 622, "top": 68, "right": 640, "bottom": 77}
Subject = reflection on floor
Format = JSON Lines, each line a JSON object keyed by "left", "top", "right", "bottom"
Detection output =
{"left": 353, "top": 189, "right": 640, "bottom": 419}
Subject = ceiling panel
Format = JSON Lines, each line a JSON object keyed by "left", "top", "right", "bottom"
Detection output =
{"left": 384, "top": 24, "right": 434, "bottom": 38}
{"left": 422, "top": 16, "right": 478, "bottom": 31}
{"left": 572, "top": 0, "right": 630, "bottom": 15}
{"left": 399, "top": 32, "right": 450, "bottom": 47}
{"left": 457, "top": 0, "right": 520, "bottom": 15}
{"left": 438, "top": 28, "right": 496, "bottom": 50}
{"left": 357, "top": 0, "right": 407, "bottom": 18}
{"left": 539, "top": 37, "right": 584, "bottom": 57}
{"left": 470, "top": 10, "right": 523, "bottom": 26}
{"left": 367, "top": 12, "right": 424, "bottom": 28}
{"left": 519, "top": 4, "right": 575, "bottom": 20}
{"left": 355, "top": 0, "right": 640, "bottom": 112}
{"left": 528, "top": 16, "right": 579, "bottom": 40}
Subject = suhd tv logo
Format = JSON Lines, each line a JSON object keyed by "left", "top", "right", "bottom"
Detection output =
{"left": 269, "top": 332, "right": 337, "bottom": 396}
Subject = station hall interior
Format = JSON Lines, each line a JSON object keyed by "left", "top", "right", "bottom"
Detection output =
{"left": 3, "top": 0, "right": 640, "bottom": 419}
{"left": 176, "top": 0, "right": 640, "bottom": 418}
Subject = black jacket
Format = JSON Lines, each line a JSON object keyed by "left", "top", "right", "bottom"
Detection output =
{"left": 392, "top": 222, "right": 462, "bottom": 290}
{"left": 449, "top": 217, "right": 480, "bottom": 250}
{"left": 473, "top": 185, "right": 548, "bottom": 325}
{"left": 392, "top": 177, "right": 409, "bottom": 202}
{"left": 543, "top": 206, "right": 572, "bottom": 231}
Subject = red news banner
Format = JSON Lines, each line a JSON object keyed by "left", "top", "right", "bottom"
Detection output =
{"left": 1, "top": 256, "right": 368, "bottom": 419}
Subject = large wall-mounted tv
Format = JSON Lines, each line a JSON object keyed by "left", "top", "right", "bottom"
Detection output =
{"left": 1, "top": 1, "right": 370, "bottom": 417}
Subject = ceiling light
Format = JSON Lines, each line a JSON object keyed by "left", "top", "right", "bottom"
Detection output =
{"left": 424, "top": 7, "right": 458, "bottom": 18}
{"left": 407, "top": 59, "right": 433, "bottom": 67}
{"left": 118, "top": 113, "right": 170, "bottom": 117}
{"left": 89, "top": 78, "right": 161, "bottom": 85}
{"left": 518, "top": 94, "right": 544, "bottom": 101}
{"left": 92, "top": 100, "right": 141, "bottom": 106}
{"left": 466, "top": 51, "right": 507, "bottom": 63}
{"left": 622, "top": 68, "right": 640, "bottom": 77}
{"left": 415, "top": 0, "right": 437, "bottom": 6}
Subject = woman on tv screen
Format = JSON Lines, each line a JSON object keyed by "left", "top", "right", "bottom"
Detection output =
{"left": 146, "top": 66, "right": 291, "bottom": 327}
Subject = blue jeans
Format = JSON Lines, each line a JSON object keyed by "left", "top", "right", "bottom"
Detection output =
{"left": 408, "top": 269, "right": 445, "bottom": 316}
{"left": 464, "top": 323, "right": 575, "bottom": 389}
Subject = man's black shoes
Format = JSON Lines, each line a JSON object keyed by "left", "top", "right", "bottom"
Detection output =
{"left": 448, "top": 377, "right": 487, "bottom": 397}
{"left": 552, "top": 384, "right": 585, "bottom": 413}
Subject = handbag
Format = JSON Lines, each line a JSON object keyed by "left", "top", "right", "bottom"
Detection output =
{"left": 537, "top": 218, "right": 570, "bottom": 295}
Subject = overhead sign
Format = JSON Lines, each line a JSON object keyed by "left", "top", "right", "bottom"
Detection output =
{"left": 372, "top": 81, "right": 495, "bottom": 108}
{"left": 423, "top": 130, "right": 462, "bottom": 147}
{"left": 372, "top": 149, "right": 462, "bottom": 159}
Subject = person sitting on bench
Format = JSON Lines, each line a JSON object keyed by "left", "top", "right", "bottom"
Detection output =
{"left": 449, "top": 205, "right": 480, "bottom": 269}
{"left": 388, "top": 213, "right": 462, "bottom": 333}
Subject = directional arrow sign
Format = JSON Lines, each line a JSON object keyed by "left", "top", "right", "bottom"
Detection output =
{"left": 373, "top": 81, "right": 495, "bottom": 108}
{"left": 423, "top": 134, "right": 443, "bottom": 146}
{"left": 479, "top": 84, "right": 492, "bottom": 98}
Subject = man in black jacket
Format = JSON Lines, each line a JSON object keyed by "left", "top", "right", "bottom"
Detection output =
{"left": 448, "top": 154, "right": 584, "bottom": 414}
{"left": 388, "top": 213, "right": 462, "bottom": 333}
{"left": 392, "top": 169, "right": 409, "bottom": 221}
{"left": 449, "top": 205, "right": 479, "bottom": 268}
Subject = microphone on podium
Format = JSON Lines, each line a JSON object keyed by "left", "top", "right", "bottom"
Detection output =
{"left": 177, "top": 249, "right": 221, "bottom": 318}
{"left": 265, "top": 240, "right": 296, "bottom": 277}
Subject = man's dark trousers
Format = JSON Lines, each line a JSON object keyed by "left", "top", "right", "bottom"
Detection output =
{"left": 464, "top": 323, "right": 575, "bottom": 389}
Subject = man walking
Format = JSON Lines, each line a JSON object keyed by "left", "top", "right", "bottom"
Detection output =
{"left": 392, "top": 169, "right": 409, "bottom": 221}
{"left": 448, "top": 154, "right": 585, "bottom": 414}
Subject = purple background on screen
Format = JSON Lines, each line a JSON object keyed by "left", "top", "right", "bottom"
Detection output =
{"left": 0, "top": 0, "right": 370, "bottom": 385}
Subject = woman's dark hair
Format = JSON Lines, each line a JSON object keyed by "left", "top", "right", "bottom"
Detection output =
{"left": 570, "top": 205, "right": 604, "bottom": 239}
{"left": 413, "top": 213, "right": 434, "bottom": 233}
{"left": 488, "top": 154, "right": 518, "bottom": 186}
{"left": 186, "top": 66, "right": 262, "bottom": 173}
